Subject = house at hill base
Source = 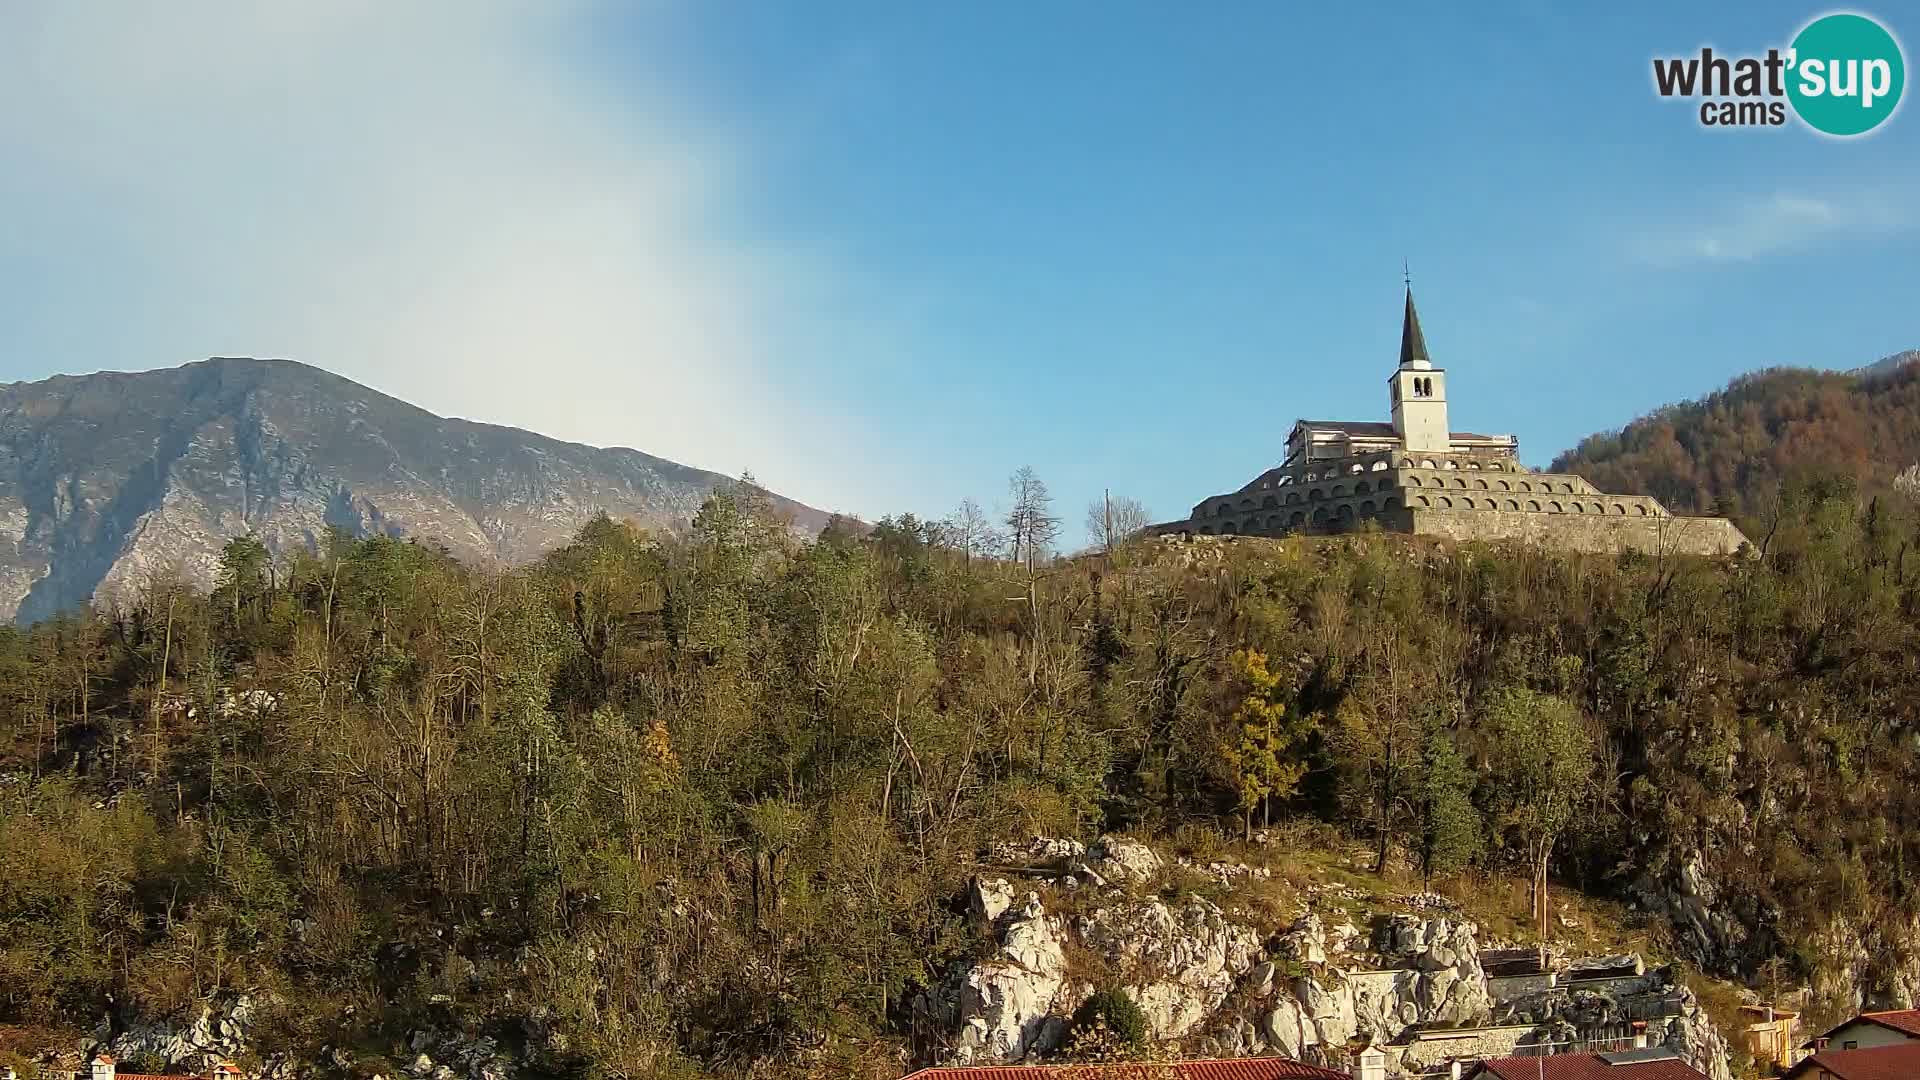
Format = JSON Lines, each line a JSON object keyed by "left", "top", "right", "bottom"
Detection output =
{"left": 84, "top": 1054, "right": 244, "bottom": 1080}
{"left": 902, "top": 1054, "right": 1356, "bottom": 1079}
{"left": 1804, "top": 1008, "right": 1920, "bottom": 1054}
{"left": 1783, "top": 1040, "right": 1920, "bottom": 1079}
{"left": 1146, "top": 288, "right": 1749, "bottom": 557}
{"left": 1737, "top": 1002, "right": 1801, "bottom": 1074}
{"left": 1785, "top": 1007, "right": 1920, "bottom": 1078}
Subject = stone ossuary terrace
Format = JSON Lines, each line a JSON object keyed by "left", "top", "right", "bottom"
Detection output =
{"left": 1149, "top": 288, "right": 1749, "bottom": 557}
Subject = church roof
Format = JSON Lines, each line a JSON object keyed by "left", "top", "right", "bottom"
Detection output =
{"left": 1295, "top": 419, "right": 1505, "bottom": 442}
{"left": 1399, "top": 286, "right": 1432, "bottom": 369}
{"left": 1298, "top": 419, "right": 1396, "bottom": 438}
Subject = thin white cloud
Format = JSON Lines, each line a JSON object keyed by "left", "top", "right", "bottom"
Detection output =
{"left": 1631, "top": 191, "right": 1911, "bottom": 264}
{"left": 0, "top": 1, "right": 881, "bottom": 515}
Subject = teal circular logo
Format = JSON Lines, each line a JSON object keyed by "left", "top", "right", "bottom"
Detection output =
{"left": 1788, "top": 13, "right": 1905, "bottom": 136}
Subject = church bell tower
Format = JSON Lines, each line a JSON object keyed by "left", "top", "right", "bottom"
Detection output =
{"left": 1388, "top": 287, "right": 1450, "bottom": 453}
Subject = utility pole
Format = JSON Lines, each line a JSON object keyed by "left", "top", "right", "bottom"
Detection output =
{"left": 1537, "top": 854, "right": 1549, "bottom": 971}
{"left": 1542, "top": 867, "right": 1548, "bottom": 963}
{"left": 1103, "top": 488, "right": 1113, "bottom": 555}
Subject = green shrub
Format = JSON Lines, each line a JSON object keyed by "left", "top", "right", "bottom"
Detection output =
{"left": 1070, "top": 987, "right": 1150, "bottom": 1050}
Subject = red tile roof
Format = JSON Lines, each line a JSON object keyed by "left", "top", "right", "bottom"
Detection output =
{"left": 86, "top": 1059, "right": 221, "bottom": 1080}
{"left": 1786, "top": 1041, "right": 1920, "bottom": 1079}
{"left": 904, "top": 1059, "right": 1349, "bottom": 1080}
{"left": 1471, "top": 1053, "right": 1707, "bottom": 1080}
{"left": 1855, "top": 1009, "right": 1920, "bottom": 1037}
{"left": 1807, "top": 1008, "right": 1920, "bottom": 1046}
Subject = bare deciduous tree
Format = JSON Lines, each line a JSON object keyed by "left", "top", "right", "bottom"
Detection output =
{"left": 1004, "top": 466, "right": 1060, "bottom": 570}
{"left": 941, "top": 498, "right": 1001, "bottom": 564}
{"left": 1084, "top": 492, "right": 1151, "bottom": 552}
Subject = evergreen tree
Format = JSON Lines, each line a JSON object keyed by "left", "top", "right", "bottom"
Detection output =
{"left": 1416, "top": 722, "right": 1482, "bottom": 888}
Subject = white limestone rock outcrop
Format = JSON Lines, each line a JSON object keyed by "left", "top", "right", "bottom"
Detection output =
{"left": 1663, "top": 987, "right": 1736, "bottom": 1080}
{"left": 922, "top": 838, "right": 1736, "bottom": 1079}
{"left": 1270, "top": 916, "right": 1492, "bottom": 1059}
{"left": 1280, "top": 912, "right": 1329, "bottom": 966}
{"left": 920, "top": 892, "right": 1073, "bottom": 1064}
{"left": 1260, "top": 994, "right": 1313, "bottom": 1059}
{"left": 987, "top": 836, "right": 1087, "bottom": 866}
{"left": 1081, "top": 897, "right": 1265, "bottom": 1038}
{"left": 1086, "top": 837, "right": 1164, "bottom": 886}
{"left": 407, "top": 1031, "right": 521, "bottom": 1080}
{"left": 1377, "top": 914, "right": 1493, "bottom": 1025}
{"left": 924, "top": 853, "right": 1503, "bottom": 1068}
{"left": 99, "top": 993, "right": 263, "bottom": 1070}
{"left": 1292, "top": 969, "right": 1359, "bottom": 1050}
{"left": 919, "top": 890, "right": 1268, "bottom": 1065}
{"left": 969, "top": 876, "right": 1017, "bottom": 928}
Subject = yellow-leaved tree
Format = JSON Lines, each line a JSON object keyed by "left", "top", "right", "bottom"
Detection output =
{"left": 1221, "top": 648, "right": 1316, "bottom": 840}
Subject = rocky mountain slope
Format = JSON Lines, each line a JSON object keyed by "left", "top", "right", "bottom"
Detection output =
{"left": 0, "top": 357, "right": 830, "bottom": 621}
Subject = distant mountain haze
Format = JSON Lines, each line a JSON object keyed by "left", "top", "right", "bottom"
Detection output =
{"left": 0, "top": 358, "right": 832, "bottom": 622}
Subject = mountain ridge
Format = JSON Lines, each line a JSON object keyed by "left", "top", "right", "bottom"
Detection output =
{"left": 0, "top": 357, "right": 832, "bottom": 622}
{"left": 1852, "top": 348, "right": 1920, "bottom": 378}
{"left": 1549, "top": 350, "right": 1920, "bottom": 520}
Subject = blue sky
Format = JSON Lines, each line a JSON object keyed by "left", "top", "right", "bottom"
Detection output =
{"left": 1, "top": 2, "right": 1915, "bottom": 542}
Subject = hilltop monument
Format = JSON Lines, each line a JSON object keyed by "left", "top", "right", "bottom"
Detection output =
{"left": 1149, "top": 288, "right": 1750, "bottom": 556}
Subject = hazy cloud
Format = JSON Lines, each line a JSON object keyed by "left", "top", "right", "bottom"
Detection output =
{"left": 0, "top": 1, "right": 878, "bottom": 514}
{"left": 1631, "top": 191, "right": 1911, "bottom": 264}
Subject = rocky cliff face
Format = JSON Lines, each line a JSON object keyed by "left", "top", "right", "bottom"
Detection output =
{"left": 0, "top": 358, "right": 831, "bottom": 621}
{"left": 1854, "top": 349, "right": 1920, "bottom": 379}
{"left": 917, "top": 837, "right": 1734, "bottom": 1079}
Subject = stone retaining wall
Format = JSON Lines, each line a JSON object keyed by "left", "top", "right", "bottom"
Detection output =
{"left": 1403, "top": 508, "right": 1748, "bottom": 556}
{"left": 1393, "top": 1024, "right": 1540, "bottom": 1072}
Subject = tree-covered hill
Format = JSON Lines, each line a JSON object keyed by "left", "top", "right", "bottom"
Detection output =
{"left": 2, "top": 474, "right": 1919, "bottom": 1078}
{"left": 1550, "top": 358, "right": 1920, "bottom": 521}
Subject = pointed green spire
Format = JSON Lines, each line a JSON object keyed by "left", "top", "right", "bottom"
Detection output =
{"left": 1399, "top": 286, "right": 1432, "bottom": 370}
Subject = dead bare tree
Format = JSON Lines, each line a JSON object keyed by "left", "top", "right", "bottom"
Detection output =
{"left": 1004, "top": 466, "right": 1060, "bottom": 571}
{"left": 941, "top": 497, "right": 1002, "bottom": 564}
{"left": 1084, "top": 491, "right": 1151, "bottom": 553}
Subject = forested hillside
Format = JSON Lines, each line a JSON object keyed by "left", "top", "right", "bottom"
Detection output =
{"left": 3, "top": 473, "right": 1920, "bottom": 1078}
{"left": 1550, "top": 359, "right": 1920, "bottom": 522}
